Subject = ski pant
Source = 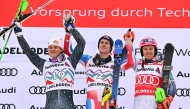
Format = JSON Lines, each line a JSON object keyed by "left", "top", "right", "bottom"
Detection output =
{"left": 133, "top": 95, "right": 157, "bottom": 109}
{"left": 45, "top": 89, "right": 74, "bottom": 109}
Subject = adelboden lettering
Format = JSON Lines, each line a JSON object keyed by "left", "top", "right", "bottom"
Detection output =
{"left": 88, "top": 83, "right": 111, "bottom": 87}
{"left": 47, "top": 83, "right": 71, "bottom": 90}
{"left": 177, "top": 71, "right": 190, "bottom": 77}
{"left": 0, "top": 48, "right": 168, "bottom": 57}
{"left": 0, "top": 47, "right": 48, "bottom": 55}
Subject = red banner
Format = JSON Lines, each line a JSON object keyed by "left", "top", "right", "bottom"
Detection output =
{"left": 1, "top": 0, "right": 190, "bottom": 28}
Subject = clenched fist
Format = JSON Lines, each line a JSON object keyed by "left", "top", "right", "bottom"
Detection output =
{"left": 123, "top": 28, "right": 135, "bottom": 45}
{"left": 63, "top": 14, "right": 75, "bottom": 33}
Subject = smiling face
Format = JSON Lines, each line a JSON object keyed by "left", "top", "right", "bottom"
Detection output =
{"left": 98, "top": 39, "right": 111, "bottom": 54}
{"left": 142, "top": 45, "right": 155, "bottom": 60}
{"left": 48, "top": 45, "right": 63, "bottom": 58}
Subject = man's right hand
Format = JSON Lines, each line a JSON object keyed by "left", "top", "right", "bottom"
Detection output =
{"left": 123, "top": 28, "right": 135, "bottom": 45}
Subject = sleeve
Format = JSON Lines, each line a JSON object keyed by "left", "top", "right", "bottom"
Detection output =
{"left": 17, "top": 36, "right": 46, "bottom": 72}
{"left": 63, "top": 33, "right": 73, "bottom": 57}
{"left": 64, "top": 31, "right": 92, "bottom": 67}
{"left": 66, "top": 29, "right": 86, "bottom": 69}
{"left": 120, "top": 44, "right": 138, "bottom": 71}
{"left": 167, "top": 72, "right": 176, "bottom": 98}
{"left": 79, "top": 54, "right": 92, "bottom": 67}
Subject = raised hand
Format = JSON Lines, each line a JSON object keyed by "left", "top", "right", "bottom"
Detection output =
{"left": 63, "top": 14, "right": 75, "bottom": 33}
{"left": 123, "top": 28, "right": 135, "bottom": 45}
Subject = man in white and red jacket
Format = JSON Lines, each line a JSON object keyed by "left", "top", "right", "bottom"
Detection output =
{"left": 121, "top": 29, "right": 176, "bottom": 109}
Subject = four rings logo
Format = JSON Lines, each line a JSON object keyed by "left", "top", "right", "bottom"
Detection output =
{"left": 0, "top": 68, "right": 18, "bottom": 76}
{"left": 74, "top": 105, "right": 86, "bottom": 109}
{"left": 136, "top": 75, "right": 160, "bottom": 86}
{"left": 176, "top": 88, "right": 190, "bottom": 97}
{"left": 29, "top": 86, "right": 46, "bottom": 95}
{"left": 0, "top": 104, "right": 16, "bottom": 109}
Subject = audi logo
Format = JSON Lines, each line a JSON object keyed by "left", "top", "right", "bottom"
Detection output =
{"left": 136, "top": 75, "right": 160, "bottom": 86}
{"left": 176, "top": 88, "right": 190, "bottom": 97}
{"left": 74, "top": 105, "right": 85, "bottom": 109}
{"left": 118, "top": 87, "right": 126, "bottom": 96}
{"left": 0, "top": 68, "right": 18, "bottom": 76}
{"left": 29, "top": 86, "right": 46, "bottom": 95}
{"left": 0, "top": 104, "right": 16, "bottom": 109}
